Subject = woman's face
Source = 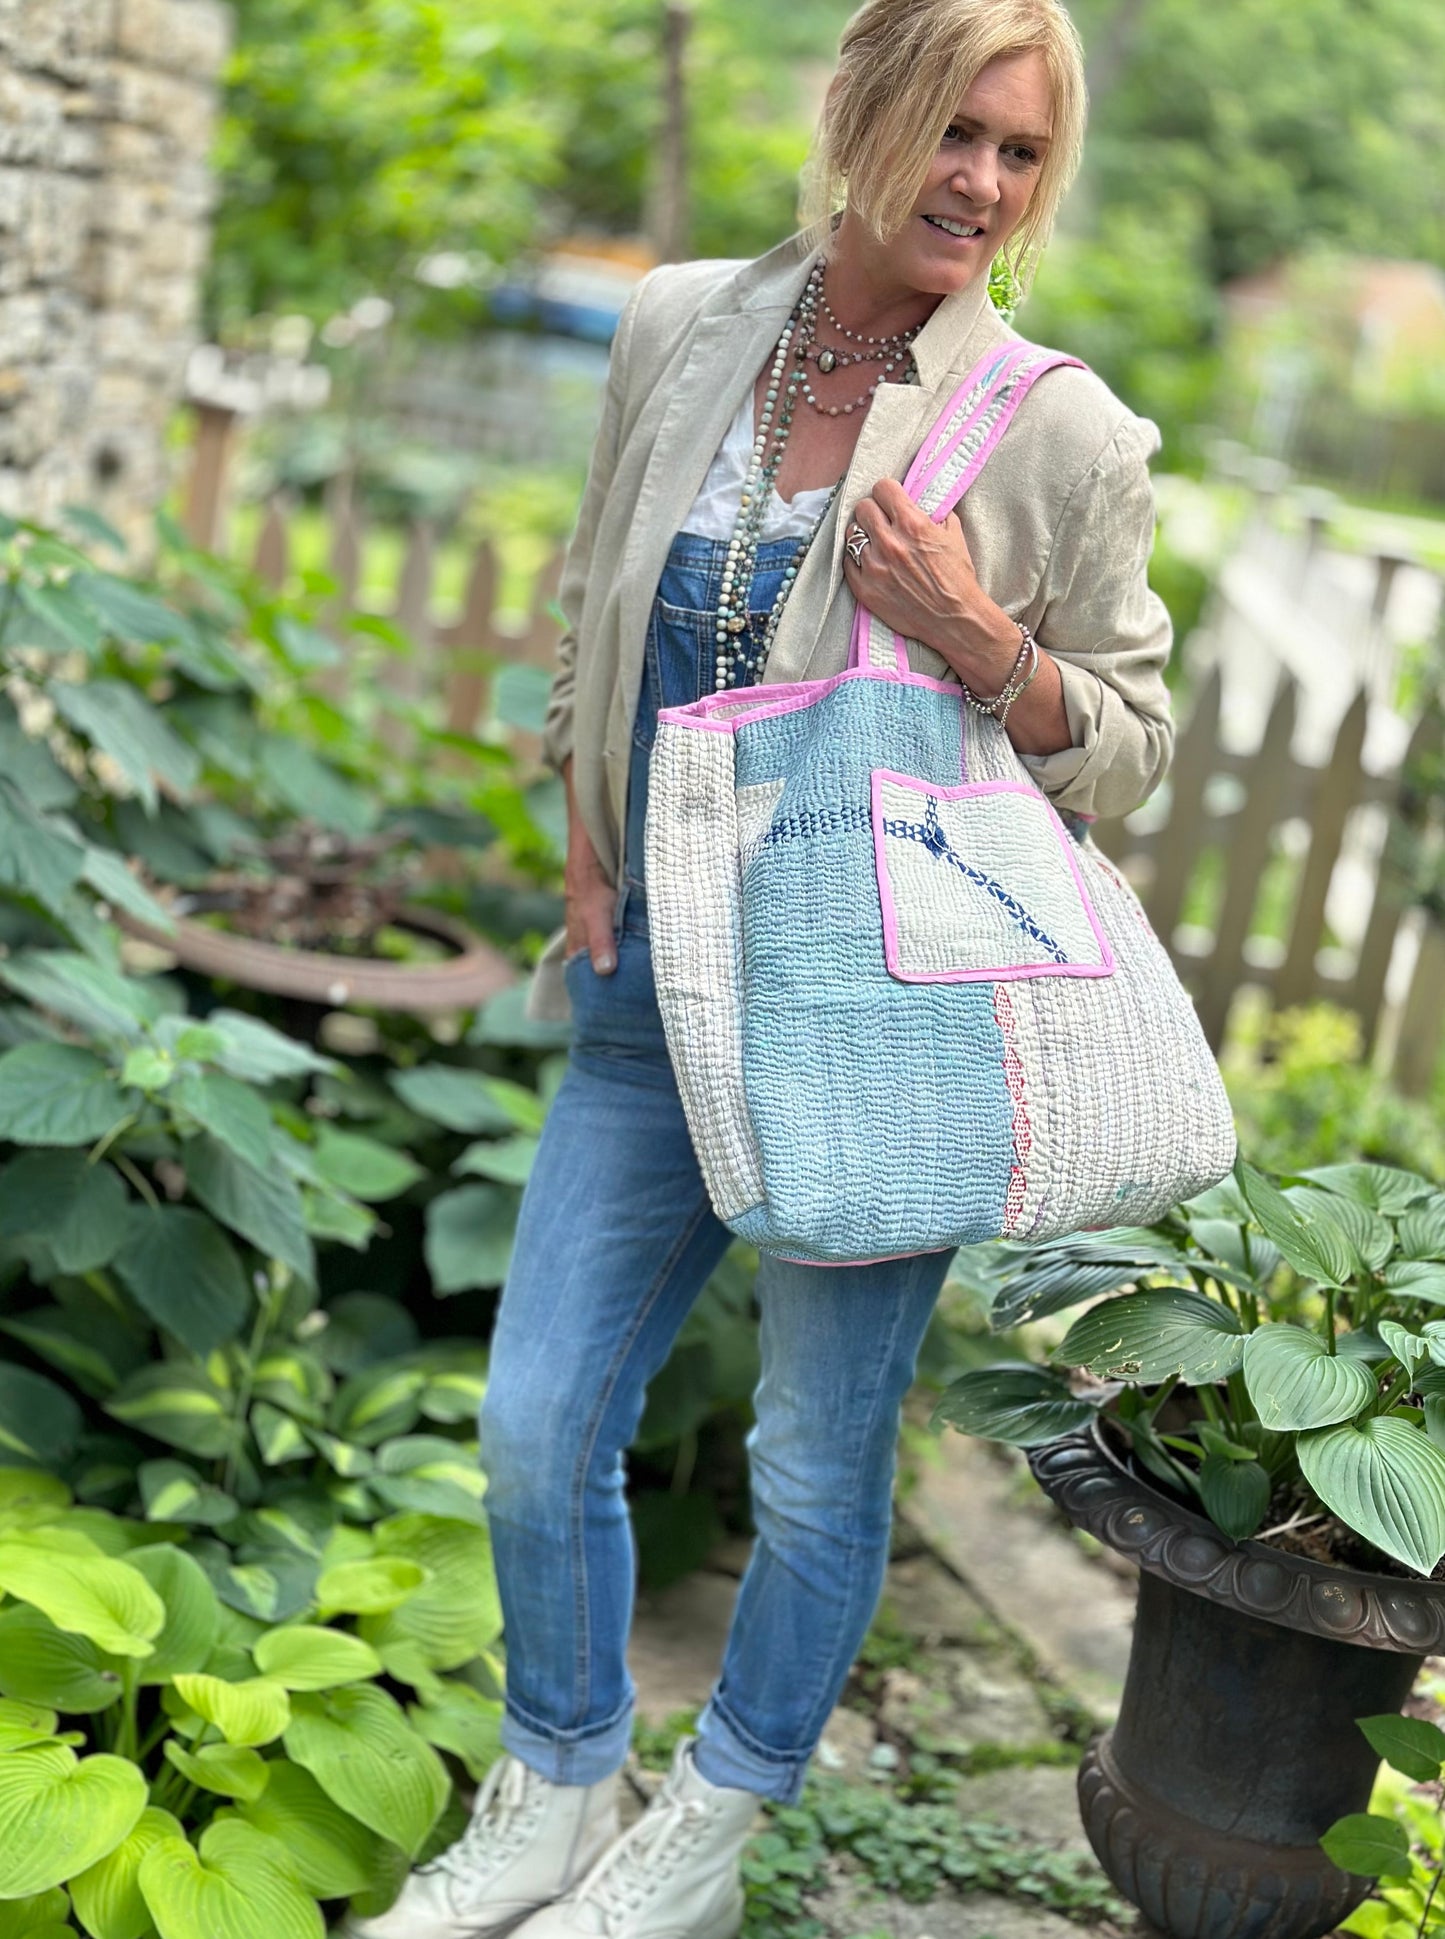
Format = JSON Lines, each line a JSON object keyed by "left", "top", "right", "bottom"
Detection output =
{"left": 882, "top": 49, "right": 1054, "bottom": 299}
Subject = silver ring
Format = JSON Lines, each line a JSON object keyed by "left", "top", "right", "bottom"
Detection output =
{"left": 845, "top": 524, "right": 871, "bottom": 564}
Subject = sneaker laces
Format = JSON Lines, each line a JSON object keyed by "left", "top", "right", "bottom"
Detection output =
{"left": 422, "top": 1756, "right": 546, "bottom": 1908}
{"left": 575, "top": 1791, "right": 709, "bottom": 1935}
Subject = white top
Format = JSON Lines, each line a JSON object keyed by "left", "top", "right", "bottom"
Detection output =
{"left": 681, "top": 388, "right": 836, "bottom": 541}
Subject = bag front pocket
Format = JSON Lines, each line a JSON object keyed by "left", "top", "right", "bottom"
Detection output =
{"left": 870, "top": 770, "right": 1115, "bottom": 983}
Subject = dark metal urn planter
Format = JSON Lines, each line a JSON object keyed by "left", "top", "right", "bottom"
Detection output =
{"left": 1029, "top": 1423, "right": 1445, "bottom": 1939}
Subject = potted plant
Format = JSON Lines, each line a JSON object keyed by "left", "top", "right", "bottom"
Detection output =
{"left": 935, "top": 1158, "right": 1445, "bottom": 1939}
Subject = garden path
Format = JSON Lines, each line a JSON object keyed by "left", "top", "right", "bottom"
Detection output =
{"left": 624, "top": 1434, "right": 1141, "bottom": 1937}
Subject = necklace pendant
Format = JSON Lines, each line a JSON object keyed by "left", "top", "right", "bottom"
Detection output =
{"left": 727, "top": 616, "right": 746, "bottom": 635}
{"left": 817, "top": 347, "right": 837, "bottom": 374}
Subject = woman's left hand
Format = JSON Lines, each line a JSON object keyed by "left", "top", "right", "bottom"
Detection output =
{"left": 843, "top": 478, "right": 1014, "bottom": 679}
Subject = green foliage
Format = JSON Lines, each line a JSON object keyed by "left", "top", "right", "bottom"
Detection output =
{"left": 937, "top": 1157, "right": 1445, "bottom": 1573}
{"left": 209, "top": 0, "right": 809, "bottom": 333}
{"left": 1223, "top": 1005, "right": 1445, "bottom": 1181}
{"left": 740, "top": 1774, "right": 1125, "bottom": 1937}
{"left": 0, "top": 1481, "right": 497, "bottom": 1928}
{"left": 1328, "top": 1714, "right": 1445, "bottom": 1936}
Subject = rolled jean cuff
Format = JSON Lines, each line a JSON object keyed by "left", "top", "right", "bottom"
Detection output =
{"left": 501, "top": 1693, "right": 633, "bottom": 1788}
{"left": 693, "top": 1693, "right": 810, "bottom": 1805}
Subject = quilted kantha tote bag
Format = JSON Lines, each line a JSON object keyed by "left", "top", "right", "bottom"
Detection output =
{"left": 644, "top": 342, "right": 1236, "bottom": 1264}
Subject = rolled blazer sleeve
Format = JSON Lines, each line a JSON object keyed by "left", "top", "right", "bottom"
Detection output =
{"left": 1019, "top": 414, "right": 1175, "bottom": 822}
{"left": 541, "top": 275, "right": 649, "bottom": 776}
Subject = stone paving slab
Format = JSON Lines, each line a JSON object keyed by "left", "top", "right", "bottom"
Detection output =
{"left": 626, "top": 1485, "right": 1137, "bottom": 1937}
{"left": 908, "top": 1435, "right": 1136, "bottom": 1720}
{"left": 803, "top": 1885, "right": 1103, "bottom": 1939}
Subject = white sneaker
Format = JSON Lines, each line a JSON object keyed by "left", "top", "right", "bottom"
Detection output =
{"left": 343, "top": 1753, "right": 621, "bottom": 1939}
{"left": 515, "top": 1738, "right": 760, "bottom": 1939}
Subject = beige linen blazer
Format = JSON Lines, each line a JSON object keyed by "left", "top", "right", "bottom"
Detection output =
{"left": 533, "top": 230, "right": 1174, "bottom": 1011}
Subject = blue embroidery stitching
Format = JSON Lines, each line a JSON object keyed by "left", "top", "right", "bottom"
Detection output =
{"left": 883, "top": 798, "right": 1069, "bottom": 964}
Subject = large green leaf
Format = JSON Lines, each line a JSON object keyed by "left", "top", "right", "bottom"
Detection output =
{"left": 0, "top": 1888, "right": 72, "bottom": 1939}
{"left": 1358, "top": 1713, "right": 1445, "bottom": 1783}
{"left": 249, "top": 1402, "right": 310, "bottom": 1467}
{"left": 929, "top": 1365, "right": 1097, "bottom": 1448}
{"left": 0, "top": 1152, "right": 129, "bottom": 1275}
{"left": 329, "top": 1367, "right": 426, "bottom": 1446}
{"left": 1384, "top": 1262, "right": 1445, "bottom": 1307}
{"left": 423, "top": 1184, "right": 516, "bottom": 1294}
{"left": 0, "top": 1544, "right": 164, "bottom": 1658}
{"left": 314, "top": 1556, "right": 428, "bottom": 1619}
{"left": 0, "top": 1365, "right": 84, "bottom": 1469}
{"left": 234, "top": 1760, "right": 383, "bottom": 1899}
{"left": 0, "top": 1699, "right": 65, "bottom": 1753}
{"left": 451, "top": 1136, "right": 538, "bottom": 1188}
{"left": 113, "top": 1205, "right": 252, "bottom": 1357}
{"left": 0, "top": 953, "right": 163, "bottom": 1043}
{"left": 1398, "top": 1199, "right": 1445, "bottom": 1264}
{"left": 138, "top": 1819, "right": 324, "bottom": 1939}
{"left": 1242, "top": 1325, "right": 1377, "bottom": 1431}
{"left": 170, "top": 1074, "right": 275, "bottom": 1174}
{"left": 1197, "top": 1454, "right": 1271, "bottom": 1541}
{"left": 0, "top": 1468, "right": 71, "bottom": 1521}
{"left": 0, "top": 1605, "right": 124, "bottom": 1713}
{"left": 0, "top": 777, "right": 87, "bottom": 919}
{"left": 0, "top": 1306, "right": 141, "bottom": 1402}
{"left": 1285, "top": 1187, "right": 1394, "bottom": 1273}
{"left": 1237, "top": 1161, "right": 1356, "bottom": 1287}
{"left": 359, "top": 1514, "right": 502, "bottom": 1675}
{"left": 0, "top": 1043, "right": 129, "bottom": 1146}
{"left": 283, "top": 1684, "right": 448, "bottom": 1859}
{"left": 1379, "top": 1321, "right": 1429, "bottom": 1376}
{"left": 310, "top": 1129, "right": 423, "bottom": 1203}
{"left": 1302, "top": 1164, "right": 1436, "bottom": 1215}
{"left": 370, "top": 1438, "right": 488, "bottom": 1526}
{"left": 1298, "top": 1417, "right": 1445, "bottom": 1575}
{"left": 255, "top": 737, "right": 376, "bottom": 838}
{"left": 48, "top": 680, "right": 200, "bottom": 814}
{"left": 105, "top": 1365, "right": 239, "bottom": 1461}
{"left": 407, "top": 1681, "right": 504, "bottom": 1782}
{"left": 251, "top": 1626, "right": 382, "bottom": 1691}
{"left": 389, "top": 1067, "right": 524, "bottom": 1135}
{"left": 0, "top": 1743, "right": 148, "bottom": 1897}
{"left": 1318, "top": 1813, "right": 1412, "bottom": 1880}
{"left": 162, "top": 1742, "right": 270, "bottom": 1803}
{"left": 986, "top": 1228, "right": 1247, "bottom": 1330}
{"left": 186, "top": 1135, "right": 314, "bottom": 1283}
{"left": 67, "top": 572, "right": 189, "bottom": 647}
{"left": 125, "top": 1545, "right": 222, "bottom": 1686}
{"left": 1057, "top": 1287, "right": 1245, "bottom": 1385}
{"left": 188, "top": 1543, "right": 318, "bottom": 1625}
{"left": 170, "top": 1674, "right": 291, "bottom": 1748}
{"left": 138, "top": 1461, "right": 239, "bottom": 1531}
{"left": 80, "top": 848, "right": 176, "bottom": 935}
{"left": 70, "top": 1806, "right": 185, "bottom": 1939}
{"left": 202, "top": 1012, "right": 337, "bottom": 1085}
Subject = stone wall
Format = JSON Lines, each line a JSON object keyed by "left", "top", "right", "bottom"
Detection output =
{"left": 0, "top": 0, "right": 230, "bottom": 547}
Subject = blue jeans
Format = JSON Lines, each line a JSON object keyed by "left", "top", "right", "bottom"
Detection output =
{"left": 479, "top": 534, "right": 954, "bottom": 1803}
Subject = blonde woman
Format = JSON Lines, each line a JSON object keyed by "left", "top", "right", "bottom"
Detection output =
{"left": 354, "top": 3, "right": 1173, "bottom": 1937}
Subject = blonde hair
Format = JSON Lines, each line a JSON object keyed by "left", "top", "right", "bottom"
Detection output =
{"left": 801, "top": 0, "right": 1087, "bottom": 296}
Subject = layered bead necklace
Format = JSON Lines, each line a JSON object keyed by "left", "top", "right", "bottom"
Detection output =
{"left": 712, "top": 257, "right": 925, "bottom": 692}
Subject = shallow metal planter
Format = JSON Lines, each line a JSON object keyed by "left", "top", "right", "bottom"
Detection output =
{"left": 1030, "top": 1423, "right": 1445, "bottom": 1939}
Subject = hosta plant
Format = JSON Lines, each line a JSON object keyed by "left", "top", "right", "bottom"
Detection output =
{"left": 935, "top": 1158, "right": 1445, "bottom": 1577}
{"left": 0, "top": 1472, "right": 506, "bottom": 1936}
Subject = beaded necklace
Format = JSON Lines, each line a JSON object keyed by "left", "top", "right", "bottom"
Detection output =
{"left": 711, "top": 259, "right": 923, "bottom": 693}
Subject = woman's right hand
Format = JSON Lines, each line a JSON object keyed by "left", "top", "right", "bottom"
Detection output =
{"left": 562, "top": 760, "right": 617, "bottom": 975}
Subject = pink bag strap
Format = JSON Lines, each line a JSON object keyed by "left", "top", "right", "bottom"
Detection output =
{"left": 848, "top": 342, "right": 1086, "bottom": 674}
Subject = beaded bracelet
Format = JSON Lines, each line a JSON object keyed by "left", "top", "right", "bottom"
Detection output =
{"left": 959, "top": 623, "right": 1040, "bottom": 724}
